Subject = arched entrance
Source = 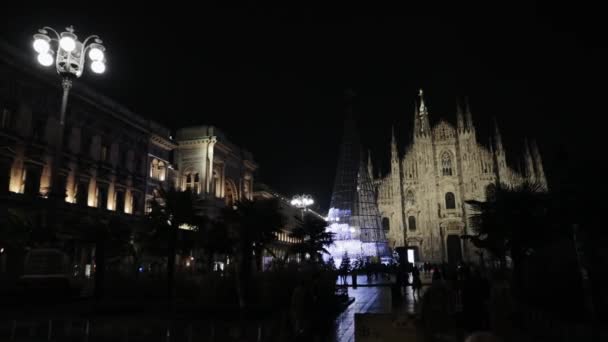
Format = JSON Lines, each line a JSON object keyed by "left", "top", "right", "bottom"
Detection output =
{"left": 446, "top": 235, "right": 462, "bottom": 265}
{"left": 224, "top": 179, "right": 237, "bottom": 206}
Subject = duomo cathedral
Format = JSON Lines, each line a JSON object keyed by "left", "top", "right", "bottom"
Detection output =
{"left": 371, "top": 90, "right": 548, "bottom": 264}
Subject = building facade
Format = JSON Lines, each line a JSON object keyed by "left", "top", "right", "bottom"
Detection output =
{"left": 0, "top": 40, "right": 256, "bottom": 274}
{"left": 373, "top": 90, "right": 548, "bottom": 264}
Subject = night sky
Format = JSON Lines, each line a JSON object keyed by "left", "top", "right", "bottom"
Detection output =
{"left": 1, "top": 3, "right": 605, "bottom": 212}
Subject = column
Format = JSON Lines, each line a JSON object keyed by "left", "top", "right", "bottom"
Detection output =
{"left": 200, "top": 138, "right": 209, "bottom": 195}
{"left": 206, "top": 138, "right": 216, "bottom": 194}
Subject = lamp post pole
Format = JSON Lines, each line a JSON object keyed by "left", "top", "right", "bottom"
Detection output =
{"left": 32, "top": 26, "right": 107, "bottom": 199}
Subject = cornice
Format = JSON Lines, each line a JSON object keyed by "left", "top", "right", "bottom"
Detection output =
{"left": 150, "top": 134, "right": 177, "bottom": 150}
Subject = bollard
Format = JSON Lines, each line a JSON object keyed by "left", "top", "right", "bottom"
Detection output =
{"left": 66, "top": 319, "right": 72, "bottom": 337}
{"left": 210, "top": 322, "right": 215, "bottom": 342}
{"left": 257, "top": 324, "right": 262, "bottom": 342}
{"left": 84, "top": 320, "right": 90, "bottom": 342}
{"left": 187, "top": 324, "right": 193, "bottom": 342}
{"left": 47, "top": 320, "right": 52, "bottom": 341}
{"left": 166, "top": 327, "right": 171, "bottom": 342}
{"left": 10, "top": 320, "right": 16, "bottom": 340}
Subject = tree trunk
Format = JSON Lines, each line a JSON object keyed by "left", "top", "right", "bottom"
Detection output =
{"left": 94, "top": 236, "right": 106, "bottom": 301}
{"left": 255, "top": 247, "right": 263, "bottom": 272}
{"left": 234, "top": 244, "right": 251, "bottom": 310}
{"left": 167, "top": 224, "right": 177, "bottom": 307}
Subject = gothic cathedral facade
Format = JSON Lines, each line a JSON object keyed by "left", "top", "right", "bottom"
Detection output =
{"left": 372, "top": 90, "right": 547, "bottom": 264}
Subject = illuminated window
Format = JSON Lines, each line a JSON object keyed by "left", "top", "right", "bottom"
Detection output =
{"left": 158, "top": 161, "right": 166, "bottom": 181}
{"left": 441, "top": 151, "right": 453, "bottom": 176}
{"left": 445, "top": 192, "right": 456, "bottom": 209}
{"left": 184, "top": 170, "right": 199, "bottom": 193}
{"left": 150, "top": 159, "right": 157, "bottom": 177}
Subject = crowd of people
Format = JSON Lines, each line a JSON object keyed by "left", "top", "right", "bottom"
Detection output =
{"left": 289, "top": 257, "right": 508, "bottom": 340}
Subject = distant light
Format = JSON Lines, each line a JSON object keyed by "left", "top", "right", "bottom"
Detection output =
{"left": 186, "top": 261, "right": 191, "bottom": 267}
{"left": 91, "top": 60, "right": 106, "bottom": 74}
{"left": 179, "top": 223, "right": 196, "bottom": 231}
{"left": 33, "top": 38, "right": 50, "bottom": 53}
{"left": 59, "top": 36, "right": 76, "bottom": 52}
{"left": 88, "top": 47, "right": 104, "bottom": 61}
{"left": 190, "top": 256, "right": 195, "bottom": 261}
{"left": 0, "top": 247, "right": 4, "bottom": 253}
{"left": 37, "top": 53, "right": 53, "bottom": 66}
{"left": 138, "top": 266, "right": 144, "bottom": 272}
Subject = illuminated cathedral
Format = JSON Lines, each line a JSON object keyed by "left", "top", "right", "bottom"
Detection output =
{"left": 372, "top": 90, "right": 547, "bottom": 264}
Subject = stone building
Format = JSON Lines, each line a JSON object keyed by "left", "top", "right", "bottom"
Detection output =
{"left": 0, "top": 40, "right": 256, "bottom": 274}
{"left": 172, "top": 126, "right": 256, "bottom": 217}
{"left": 254, "top": 183, "right": 326, "bottom": 267}
{"left": 372, "top": 90, "right": 548, "bottom": 264}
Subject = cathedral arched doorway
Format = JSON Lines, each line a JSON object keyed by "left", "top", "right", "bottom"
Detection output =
{"left": 381, "top": 217, "right": 390, "bottom": 232}
{"left": 446, "top": 235, "right": 462, "bottom": 265}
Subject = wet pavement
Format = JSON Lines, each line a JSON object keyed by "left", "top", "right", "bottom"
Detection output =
{"left": 330, "top": 284, "right": 424, "bottom": 342}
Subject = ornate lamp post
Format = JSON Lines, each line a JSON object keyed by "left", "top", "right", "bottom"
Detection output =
{"left": 32, "top": 26, "right": 107, "bottom": 198}
{"left": 290, "top": 194, "right": 314, "bottom": 220}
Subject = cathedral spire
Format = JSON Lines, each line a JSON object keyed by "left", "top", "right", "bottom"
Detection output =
{"left": 493, "top": 117, "right": 504, "bottom": 153}
{"left": 412, "top": 100, "right": 419, "bottom": 139}
{"left": 531, "top": 140, "right": 548, "bottom": 190}
{"left": 456, "top": 99, "right": 465, "bottom": 132}
{"left": 391, "top": 126, "right": 398, "bottom": 158}
{"left": 417, "top": 89, "right": 431, "bottom": 136}
{"left": 367, "top": 149, "right": 374, "bottom": 179}
{"left": 464, "top": 96, "right": 474, "bottom": 131}
{"left": 523, "top": 138, "right": 536, "bottom": 182}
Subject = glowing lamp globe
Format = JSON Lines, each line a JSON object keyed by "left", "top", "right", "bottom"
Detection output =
{"left": 33, "top": 38, "right": 50, "bottom": 53}
{"left": 37, "top": 53, "right": 54, "bottom": 66}
{"left": 59, "top": 36, "right": 76, "bottom": 52}
{"left": 88, "top": 47, "right": 104, "bottom": 61}
{"left": 91, "top": 60, "right": 106, "bottom": 74}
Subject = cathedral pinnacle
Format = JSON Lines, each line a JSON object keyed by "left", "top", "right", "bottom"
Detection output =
{"left": 456, "top": 99, "right": 465, "bottom": 132}
{"left": 416, "top": 89, "right": 431, "bottom": 136}
{"left": 464, "top": 96, "right": 474, "bottom": 131}
{"left": 418, "top": 89, "right": 428, "bottom": 117}
{"left": 493, "top": 117, "right": 504, "bottom": 153}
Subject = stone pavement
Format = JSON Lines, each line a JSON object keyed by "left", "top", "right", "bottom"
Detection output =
{"left": 336, "top": 273, "right": 434, "bottom": 287}
{"left": 330, "top": 285, "right": 423, "bottom": 342}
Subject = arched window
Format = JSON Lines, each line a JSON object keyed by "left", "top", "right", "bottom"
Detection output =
{"left": 150, "top": 158, "right": 158, "bottom": 178}
{"left": 184, "top": 170, "right": 200, "bottom": 193}
{"left": 441, "top": 151, "right": 453, "bottom": 176}
{"left": 485, "top": 184, "right": 496, "bottom": 201}
{"left": 445, "top": 192, "right": 456, "bottom": 209}
{"left": 382, "top": 217, "right": 390, "bottom": 231}
{"left": 406, "top": 190, "right": 415, "bottom": 205}
{"left": 157, "top": 161, "right": 166, "bottom": 181}
{"left": 408, "top": 216, "right": 417, "bottom": 231}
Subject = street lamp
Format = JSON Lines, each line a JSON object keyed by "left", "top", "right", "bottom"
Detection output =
{"left": 290, "top": 194, "right": 314, "bottom": 219}
{"left": 32, "top": 26, "right": 107, "bottom": 198}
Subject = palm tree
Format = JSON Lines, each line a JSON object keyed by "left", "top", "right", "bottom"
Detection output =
{"left": 221, "top": 197, "right": 284, "bottom": 309}
{"left": 289, "top": 214, "right": 335, "bottom": 262}
{"left": 464, "top": 181, "right": 552, "bottom": 294}
{"left": 193, "top": 215, "right": 232, "bottom": 272}
{"left": 146, "top": 187, "right": 199, "bottom": 306}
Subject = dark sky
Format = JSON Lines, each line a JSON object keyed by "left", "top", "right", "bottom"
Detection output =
{"left": 1, "top": 3, "right": 605, "bottom": 212}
